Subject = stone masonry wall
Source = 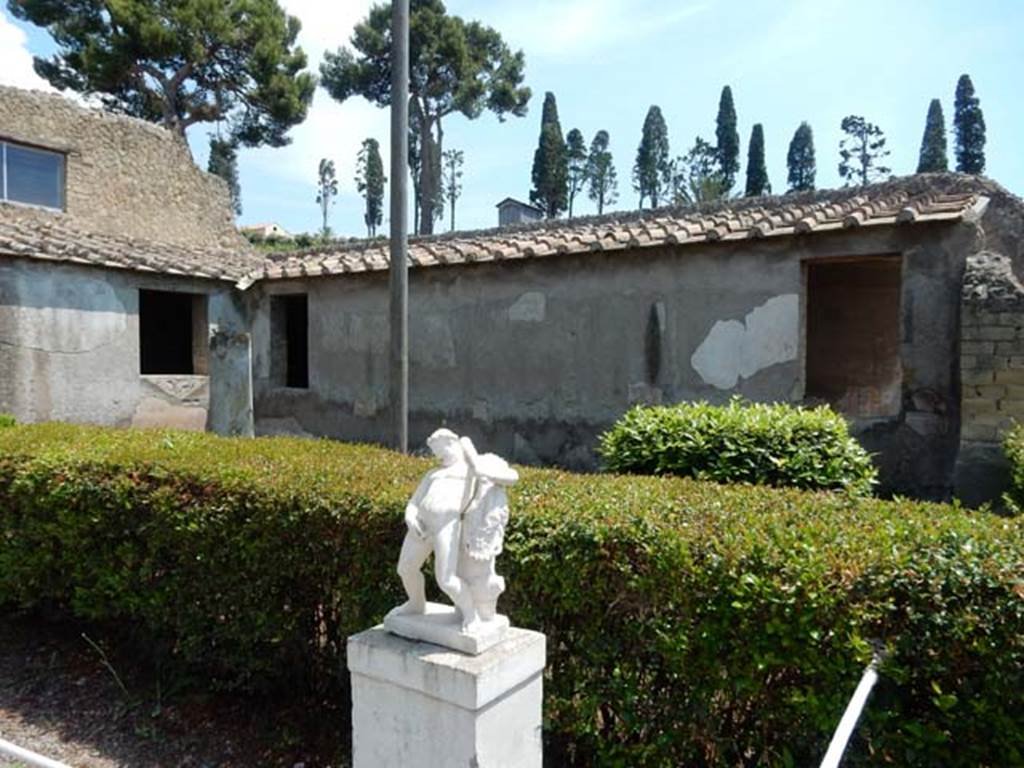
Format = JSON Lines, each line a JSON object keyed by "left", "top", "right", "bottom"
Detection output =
{"left": 960, "top": 251, "right": 1024, "bottom": 442}
{"left": 0, "top": 85, "right": 244, "bottom": 250}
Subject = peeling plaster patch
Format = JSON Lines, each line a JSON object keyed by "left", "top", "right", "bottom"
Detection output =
{"left": 691, "top": 294, "right": 799, "bottom": 389}
{"left": 508, "top": 292, "right": 546, "bottom": 322}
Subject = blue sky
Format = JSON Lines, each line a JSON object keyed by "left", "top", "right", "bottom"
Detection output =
{"left": 2, "top": 1, "right": 1021, "bottom": 238}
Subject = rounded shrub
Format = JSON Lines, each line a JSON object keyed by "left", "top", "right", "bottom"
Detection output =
{"left": 1002, "top": 423, "right": 1024, "bottom": 513}
{"left": 0, "top": 414, "right": 14, "bottom": 428}
{"left": 599, "top": 398, "right": 877, "bottom": 494}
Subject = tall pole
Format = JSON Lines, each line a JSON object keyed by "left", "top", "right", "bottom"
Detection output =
{"left": 389, "top": 0, "right": 409, "bottom": 453}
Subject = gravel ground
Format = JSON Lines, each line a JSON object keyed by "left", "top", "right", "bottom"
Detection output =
{"left": 0, "top": 613, "right": 349, "bottom": 767}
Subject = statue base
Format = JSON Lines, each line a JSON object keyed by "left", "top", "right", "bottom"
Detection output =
{"left": 348, "top": 625, "right": 545, "bottom": 768}
{"left": 383, "top": 601, "right": 510, "bottom": 655}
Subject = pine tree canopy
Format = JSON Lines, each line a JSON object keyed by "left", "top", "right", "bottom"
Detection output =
{"left": 321, "top": 0, "right": 530, "bottom": 234}
{"left": 634, "top": 105, "right": 671, "bottom": 208}
{"left": 715, "top": 85, "right": 740, "bottom": 191}
{"left": 954, "top": 74, "right": 986, "bottom": 174}
{"left": 207, "top": 137, "right": 241, "bottom": 216}
{"left": 587, "top": 130, "right": 618, "bottom": 215}
{"left": 530, "top": 92, "right": 568, "bottom": 218}
{"left": 917, "top": 99, "right": 948, "bottom": 173}
{"left": 786, "top": 122, "right": 816, "bottom": 192}
{"left": 9, "top": 0, "right": 315, "bottom": 148}
{"left": 744, "top": 123, "right": 770, "bottom": 196}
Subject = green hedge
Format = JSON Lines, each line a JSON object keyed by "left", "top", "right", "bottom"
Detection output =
{"left": 0, "top": 414, "right": 14, "bottom": 428}
{"left": 0, "top": 424, "right": 1022, "bottom": 766}
{"left": 600, "top": 399, "right": 877, "bottom": 494}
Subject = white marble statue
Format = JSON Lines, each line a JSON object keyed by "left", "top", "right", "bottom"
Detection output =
{"left": 386, "top": 428, "right": 518, "bottom": 646}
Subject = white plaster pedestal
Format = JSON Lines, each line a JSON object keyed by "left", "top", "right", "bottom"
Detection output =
{"left": 347, "top": 625, "right": 546, "bottom": 768}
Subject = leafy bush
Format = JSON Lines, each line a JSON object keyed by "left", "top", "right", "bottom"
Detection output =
{"left": 1002, "top": 423, "right": 1024, "bottom": 513}
{"left": 0, "top": 414, "right": 14, "bottom": 428}
{"left": 599, "top": 399, "right": 877, "bottom": 494}
{"left": 0, "top": 424, "right": 1021, "bottom": 766}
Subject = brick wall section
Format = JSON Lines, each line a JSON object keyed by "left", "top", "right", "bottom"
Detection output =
{"left": 0, "top": 85, "right": 245, "bottom": 251}
{"left": 960, "top": 251, "right": 1024, "bottom": 442}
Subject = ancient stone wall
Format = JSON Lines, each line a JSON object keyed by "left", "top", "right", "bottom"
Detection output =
{"left": 0, "top": 85, "right": 244, "bottom": 250}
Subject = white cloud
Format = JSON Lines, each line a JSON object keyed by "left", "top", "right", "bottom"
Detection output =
{"left": 478, "top": 0, "right": 712, "bottom": 58}
{"left": 0, "top": 12, "right": 53, "bottom": 91}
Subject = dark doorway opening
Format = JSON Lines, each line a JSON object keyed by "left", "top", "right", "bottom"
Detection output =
{"left": 271, "top": 294, "right": 309, "bottom": 388}
{"left": 139, "top": 289, "right": 207, "bottom": 375}
{"left": 805, "top": 257, "right": 902, "bottom": 417}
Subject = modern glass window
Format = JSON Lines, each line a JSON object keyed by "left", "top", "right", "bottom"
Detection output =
{"left": 1, "top": 140, "right": 66, "bottom": 210}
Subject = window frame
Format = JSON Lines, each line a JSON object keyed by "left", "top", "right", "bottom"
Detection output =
{"left": 1, "top": 139, "right": 67, "bottom": 212}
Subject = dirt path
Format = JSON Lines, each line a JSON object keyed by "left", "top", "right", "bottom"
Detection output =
{"left": 0, "top": 613, "right": 348, "bottom": 767}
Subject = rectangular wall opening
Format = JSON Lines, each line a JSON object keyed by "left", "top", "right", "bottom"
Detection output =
{"left": 805, "top": 257, "right": 902, "bottom": 418}
{"left": 139, "top": 289, "right": 208, "bottom": 375}
{"left": 270, "top": 294, "right": 309, "bottom": 389}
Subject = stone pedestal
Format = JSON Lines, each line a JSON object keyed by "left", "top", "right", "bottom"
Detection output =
{"left": 348, "top": 625, "right": 546, "bottom": 768}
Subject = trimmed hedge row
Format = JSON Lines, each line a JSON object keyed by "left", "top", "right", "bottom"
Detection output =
{"left": 0, "top": 424, "right": 1022, "bottom": 766}
{"left": 599, "top": 400, "right": 877, "bottom": 494}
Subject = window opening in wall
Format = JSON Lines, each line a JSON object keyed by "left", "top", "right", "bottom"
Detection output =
{"left": 1, "top": 140, "right": 66, "bottom": 210}
{"left": 139, "top": 290, "right": 208, "bottom": 375}
{"left": 805, "top": 257, "right": 902, "bottom": 418}
{"left": 270, "top": 294, "right": 309, "bottom": 388}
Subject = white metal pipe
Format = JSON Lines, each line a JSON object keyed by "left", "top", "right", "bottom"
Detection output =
{"left": 819, "top": 655, "right": 882, "bottom": 768}
{"left": 0, "top": 737, "right": 73, "bottom": 768}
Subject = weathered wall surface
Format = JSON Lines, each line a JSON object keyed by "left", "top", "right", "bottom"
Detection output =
{"left": 0, "top": 257, "right": 247, "bottom": 432}
{"left": 253, "top": 222, "right": 970, "bottom": 498}
{"left": 953, "top": 251, "right": 1024, "bottom": 504}
{"left": 0, "top": 85, "right": 245, "bottom": 250}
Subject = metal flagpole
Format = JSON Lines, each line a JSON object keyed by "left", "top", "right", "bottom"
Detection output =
{"left": 389, "top": 0, "right": 409, "bottom": 453}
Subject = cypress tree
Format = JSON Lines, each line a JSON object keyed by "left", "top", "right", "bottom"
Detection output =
{"left": 587, "top": 130, "right": 619, "bottom": 215}
{"left": 633, "top": 106, "right": 671, "bottom": 208}
{"left": 954, "top": 74, "right": 986, "bottom": 174}
{"left": 786, "top": 122, "right": 816, "bottom": 192}
{"left": 530, "top": 92, "right": 568, "bottom": 218}
{"left": 207, "top": 136, "right": 241, "bottom": 216}
{"left": 917, "top": 99, "right": 948, "bottom": 173}
{"left": 355, "top": 138, "right": 387, "bottom": 237}
{"left": 715, "top": 85, "right": 740, "bottom": 191}
{"left": 744, "top": 123, "right": 770, "bottom": 196}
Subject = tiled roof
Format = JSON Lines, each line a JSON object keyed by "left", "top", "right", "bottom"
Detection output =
{"left": 0, "top": 203, "right": 264, "bottom": 282}
{"left": 245, "top": 175, "right": 995, "bottom": 289}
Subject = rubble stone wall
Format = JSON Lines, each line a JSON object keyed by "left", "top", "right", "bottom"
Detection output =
{"left": 0, "top": 85, "right": 244, "bottom": 250}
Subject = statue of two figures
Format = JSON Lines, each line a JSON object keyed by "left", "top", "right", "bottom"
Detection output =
{"left": 384, "top": 428, "right": 519, "bottom": 653}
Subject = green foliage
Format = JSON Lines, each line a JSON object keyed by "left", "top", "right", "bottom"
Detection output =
{"left": 441, "top": 148, "right": 464, "bottom": 232}
{"left": 1, "top": 424, "right": 1021, "bottom": 766}
{"left": 672, "top": 137, "right": 729, "bottom": 205}
{"left": 917, "top": 99, "right": 949, "bottom": 173}
{"left": 530, "top": 92, "right": 568, "bottom": 218}
{"left": 599, "top": 399, "right": 877, "bottom": 495}
{"left": 565, "top": 128, "right": 588, "bottom": 219}
{"left": 787, "top": 121, "right": 816, "bottom": 192}
{"left": 316, "top": 158, "right": 338, "bottom": 237}
{"left": 355, "top": 138, "right": 386, "bottom": 237}
{"left": 586, "top": 129, "right": 618, "bottom": 215}
{"left": 633, "top": 105, "right": 671, "bottom": 208}
{"left": 320, "top": 0, "right": 530, "bottom": 235}
{"left": 954, "top": 74, "right": 986, "bottom": 174}
{"left": 8, "top": 0, "right": 314, "bottom": 147}
{"left": 715, "top": 85, "right": 740, "bottom": 191}
{"left": 1002, "top": 424, "right": 1024, "bottom": 514}
{"left": 207, "top": 136, "right": 242, "bottom": 216}
{"left": 0, "top": 414, "right": 14, "bottom": 427}
{"left": 839, "top": 115, "right": 891, "bottom": 186}
{"left": 745, "top": 123, "right": 770, "bottom": 196}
